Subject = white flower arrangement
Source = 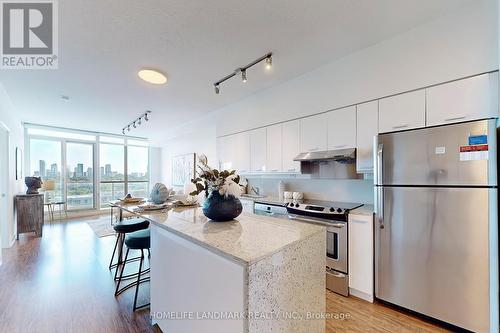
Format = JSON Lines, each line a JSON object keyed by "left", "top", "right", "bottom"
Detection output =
{"left": 189, "top": 157, "right": 243, "bottom": 198}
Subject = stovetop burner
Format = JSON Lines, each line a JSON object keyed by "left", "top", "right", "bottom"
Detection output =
{"left": 285, "top": 199, "right": 363, "bottom": 221}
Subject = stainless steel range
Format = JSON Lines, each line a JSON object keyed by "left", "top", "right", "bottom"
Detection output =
{"left": 254, "top": 199, "right": 363, "bottom": 296}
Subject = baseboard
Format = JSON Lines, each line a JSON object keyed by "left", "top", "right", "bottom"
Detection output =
{"left": 349, "top": 288, "right": 374, "bottom": 303}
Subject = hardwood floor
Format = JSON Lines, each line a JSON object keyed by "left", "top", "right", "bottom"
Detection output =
{"left": 0, "top": 218, "right": 449, "bottom": 333}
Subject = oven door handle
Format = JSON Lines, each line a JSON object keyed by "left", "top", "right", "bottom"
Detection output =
{"left": 288, "top": 214, "right": 345, "bottom": 228}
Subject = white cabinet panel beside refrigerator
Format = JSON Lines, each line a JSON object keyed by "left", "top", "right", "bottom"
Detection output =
{"left": 426, "top": 72, "right": 499, "bottom": 127}
{"left": 250, "top": 128, "right": 267, "bottom": 172}
{"left": 282, "top": 120, "right": 301, "bottom": 173}
{"left": 327, "top": 106, "right": 356, "bottom": 150}
{"left": 348, "top": 212, "right": 374, "bottom": 302}
{"left": 379, "top": 89, "right": 426, "bottom": 133}
{"left": 356, "top": 101, "right": 378, "bottom": 173}
{"left": 300, "top": 113, "right": 328, "bottom": 152}
{"left": 266, "top": 124, "right": 282, "bottom": 172}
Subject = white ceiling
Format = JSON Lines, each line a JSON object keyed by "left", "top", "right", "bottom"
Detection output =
{"left": 1, "top": 0, "right": 475, "bottom": 143}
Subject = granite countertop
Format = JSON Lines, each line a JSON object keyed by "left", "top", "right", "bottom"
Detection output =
{"left": 110, "top": 201, "right": 325, "bottom": 266}
{"left": 350, "top": 204, "right": 374, "bottom": 216}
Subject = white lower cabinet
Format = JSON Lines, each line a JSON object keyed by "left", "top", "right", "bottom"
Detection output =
{"left": 348, "top": 212, "right": 374, "bottom": 302}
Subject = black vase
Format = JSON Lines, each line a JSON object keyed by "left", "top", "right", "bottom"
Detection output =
{"left": 202, "top": 191, "right": 243, "bottom": 222}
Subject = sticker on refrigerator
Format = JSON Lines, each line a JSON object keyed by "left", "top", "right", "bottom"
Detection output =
{"left": 468, "top": 135, "right": 487, "bottom": 145}
{"left": 435, "top": 146, "right": 446, "bottom": 155}
{"left": 459, "top": 144, "right": 489, "bottom": 161}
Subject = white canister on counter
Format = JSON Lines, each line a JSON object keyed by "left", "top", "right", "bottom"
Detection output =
{"left": 292, "top": 192, "right": 303, "bottom": 200}
{"left": 279, "top": 181, "right": 285, "bottom": 200}
{"left": 284, "top": 191, "right": 293, "bottom": 199}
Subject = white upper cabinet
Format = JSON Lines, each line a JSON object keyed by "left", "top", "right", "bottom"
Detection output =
{"left": 327, "top": 106, "right": 356, "bottom": 150}
{"left": 379, "top": 89, "right": 426, "bottom": 133}
{"left": 426, "top": 73, "right": 499, "bottom": 127}
{"left": 356, "top": 101, "right": 378, "bottom": 173}
{"left": 282, "top": 120, "right": 301, "bottom": 173}
{"left": 300, "top": 113, "right": 328, "bottom": 152}
{"left": 250, "top": 128, "right": 267, "bottom": 172}
{"left": 266, "top": 124, "right": 282, "bottom": 172}
{"left": 231, "top": 131, "right": 250, "bottom": 173}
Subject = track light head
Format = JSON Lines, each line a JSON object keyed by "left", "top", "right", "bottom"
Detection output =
{"left": 265, "top": 56, "right": 272, "bottom": 70}
{"left": 133, "top": 121, "right": 137, "bottom": 128}
{"left": 138, "top": 118, "right": 142, "bottom": 125}
{"left": 122, "top": 129, "right": 125, "bottom": 135}
{"left": 127, "top": 125, "right": 130, "bottom": 131}
{"left": 241, "top": 69, "right": 247, "bottom": 83}
{"left": 214, "top": 84, "right": 220, "bottom": 94}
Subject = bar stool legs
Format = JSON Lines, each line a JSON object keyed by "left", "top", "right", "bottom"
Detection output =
{"left": 115, "top": 248, "right": 150, "bottom": 311}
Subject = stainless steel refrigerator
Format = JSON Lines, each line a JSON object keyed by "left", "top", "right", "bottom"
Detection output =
{"left": 374, "top": 119, "right": 499, "bottom": 333}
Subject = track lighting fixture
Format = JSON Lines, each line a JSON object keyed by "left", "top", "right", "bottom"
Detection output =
{"left": 265, "top": 55, "right": 272, "bottom": 70}
{"left": 122, "top": 111, "right": 152, "bottom": 135}
{"left": 213, "top": 52, "right": 272, "bottom": 94}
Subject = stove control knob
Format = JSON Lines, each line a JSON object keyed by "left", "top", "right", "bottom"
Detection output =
{"left": 295, "top": 203, "right": 300, "bottom": 208}
{"left": 337, "top": 208, "right": 343, "bottom": 213}
{"left": 330, "top": 207, "right": 335, "bottom": 212}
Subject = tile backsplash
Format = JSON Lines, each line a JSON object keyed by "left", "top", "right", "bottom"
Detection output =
{"left": 246, "top": 177, "right": 374, "bottom": 204}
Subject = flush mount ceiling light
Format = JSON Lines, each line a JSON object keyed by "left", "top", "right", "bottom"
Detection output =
{"left": 138, "top": 69, "right": 167, "bottom": 85}
{"left": 122, "top": 111, "right": 152, "bottom": 135}
{"left": 213, "top": 52, "right": 272, "bottom": 95}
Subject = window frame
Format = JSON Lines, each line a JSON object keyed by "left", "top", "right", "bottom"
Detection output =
{"left": 25, "top": 124, "right": 150, "bottom": 212}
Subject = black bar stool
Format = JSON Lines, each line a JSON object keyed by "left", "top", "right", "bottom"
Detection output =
{"left": 115, "top": 229, "right": 151, "bottom": 311}
{"left": 108, "top": 218, "right": 149, "bottom": 280}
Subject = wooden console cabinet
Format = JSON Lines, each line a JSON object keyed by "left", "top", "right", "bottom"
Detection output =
{"left": 15, "top": 194, "right": 44, "bottom": 239}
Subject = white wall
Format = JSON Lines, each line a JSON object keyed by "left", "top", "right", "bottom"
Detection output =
{"left": 160, "top": 117, "right": 217, "bottom": 191}
{"left": 160, "top": 0, "right": 498, "bottom": 204}
{"left": 0, "top": 83, "right": 24, "bottom": 248}
{"left": 150, "top": 146, "right": 162, "bottom": 185}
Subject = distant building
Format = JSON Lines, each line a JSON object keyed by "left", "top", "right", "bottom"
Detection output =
{"left": 100, "top": 166, "right": 105, "bottom": 177}
{"left": 76, "top": 163, "right": 84, "bottom": 177}
{"left": 39, "top": 160, "right": 46, "bottom": 178}
{"left": 87, "top": 167, "right": 93, "bottom": 178}
{"left": 105, "top": 164, "right": 112, "bottom": 176}
{"left": 49, "top": 163, "right": 58, "bottom": 178}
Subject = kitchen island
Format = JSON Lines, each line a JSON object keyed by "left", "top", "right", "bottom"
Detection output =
{"left": 112, "top": 202, "right": 326, "bottom": 333}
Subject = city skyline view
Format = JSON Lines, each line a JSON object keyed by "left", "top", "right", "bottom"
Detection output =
{"left": 29, "top": 138, "right": 150, "bottom": 210}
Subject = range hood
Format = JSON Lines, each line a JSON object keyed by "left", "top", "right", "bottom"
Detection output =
{"left": 293, "top": 148, "right": 360, "bottom": 179}
{"left": 294, "top": 148, "right": 356, "bottom": 163}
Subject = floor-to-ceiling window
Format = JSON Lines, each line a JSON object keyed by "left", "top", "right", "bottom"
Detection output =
{"left": 26, "top": 125, "right": 149, "bottom": 211}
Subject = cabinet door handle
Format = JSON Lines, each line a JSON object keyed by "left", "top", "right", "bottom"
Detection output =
{"left": 287, "top": 168, "right": 296, "bottom": 172}
{"left": 308, "top": 148, "right": 319, "bottom": 152}
{"left": 334, "top": 144, "right": 347, "bottom": 149}
{"left": 271, "top": 169, "right": 278, "bottom": 172}
{"left": 392, "top": 124, "right": 409, "bottom": 130}
{"left": 444, "top": 116, "right": 466, "bottom": 122}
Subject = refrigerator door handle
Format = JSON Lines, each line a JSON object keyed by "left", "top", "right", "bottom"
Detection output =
{"left": 377, "top": 186, "right": 384, "bottom": 229}
{"left": 376, "top": 143, "right": 383, "bottom": 185}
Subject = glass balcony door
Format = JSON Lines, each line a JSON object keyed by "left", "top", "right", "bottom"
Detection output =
{"left": 66, "top": 142, "right": 95, "bottom": 210}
